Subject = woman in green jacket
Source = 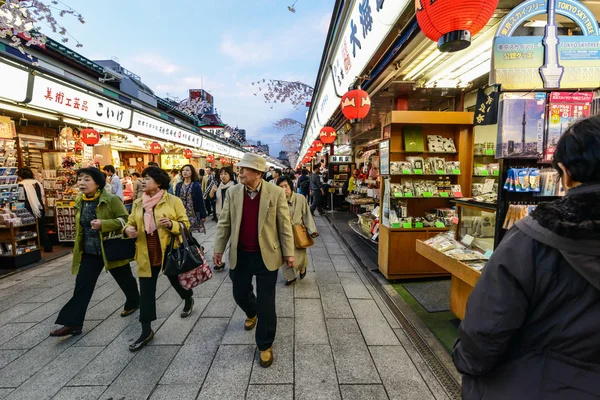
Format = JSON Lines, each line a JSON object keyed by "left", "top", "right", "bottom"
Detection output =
{"left": 124, "top": 167, "right": 192, "bottom": 352}
{"left": 50, "top": 168, "right": 140, "bottom": 337}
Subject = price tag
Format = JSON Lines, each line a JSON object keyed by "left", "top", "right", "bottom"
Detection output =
{"left": 452, "top": 169, "right": 461, "bottom": 175}
{"left": 435, "top": 222, "right": 446, "bottom": 228}
{"left": 440, "top": 192, "right": 449, "bottom": 198}
{"left": 481, "top": 170, "right": 490, "bottom": 176}
{"left": 402, "top": 169, "right": 412, "bottom": 175}
{"left": 392, "top": 223, "right": 401, "bottom": 228}
{"left": 451, "top": 216, "right": 459, "bottom": 225}
{"left": 404, "top": 192, "right": 413, "bottom": 198}
{"left": 413, "top": 169, "right": 423, "bottom": 175}
{"left": 394, "top": 192, "right": 402, "bottom": 198}
{"left": 453, "top": 191, "right": 463, "bottom": 198}
{"left": 415, "top": 222, "right": 424, "bottom": 228}
{"left": 485, "top": 149, "right": 495, "bottom": 156}
{"left": 402, "top": 223, "right": 412, "bottom": 229}
{"left": 436, "top": 170, "right": 445, "bottom": 174}
{"left": 493, "top": 170, "right": 499, "bottom": 176}
{"left": 422, "top": 192, "right": 433, "bottom": 198}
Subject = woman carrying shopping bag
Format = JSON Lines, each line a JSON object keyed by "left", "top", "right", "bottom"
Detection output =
{"left": 277, "top": 176, "right": 318, "bottom": 285}
{"left": 124, "top": 166, "right": 193, "bottom": 352}
{"left": 50, "top": 168, "right": 139, "bottom": 337}
{"left": 175, "top": 164, "right": 207, "bottom": 242}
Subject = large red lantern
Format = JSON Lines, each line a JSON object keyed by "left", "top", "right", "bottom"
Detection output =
{"left": 319, "top": 127, "right": 337, "bottom": 144}
{"left": 183, "top": 149, "right": 193, "bottom": 159}
{"left": 220, "top": 157, "right": 227, "bottom": 164}
{"left": 80, "top": 128, "right": 100, "bottom": 146}
{"left": 150, "top": 141, "right": 162, "bottom": 154}
{"left": 416, "top": 0, "right": 499, "bottom": 52}
{"left": 306, "top": 148, "right": 317, "bottom": 156}
{"left": 340, "top": 89, "right": 371, "bottom": 120}
{"left": 206, "top": 155, "right": 214, "bottom": 163}
{"left": 312, "top": 139, "right": 324, "bottom": 151}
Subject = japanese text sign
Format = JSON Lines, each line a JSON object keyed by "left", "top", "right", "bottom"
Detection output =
{"left": 131, "top": 112, "right": 203, "bottom": 148}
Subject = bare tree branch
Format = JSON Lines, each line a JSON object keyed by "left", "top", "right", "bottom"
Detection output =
{"left": 273, "top": 118, "right": 305, "bottom": 130}
{"left": 251, "top": 79, "right": 313, "bottom": 109}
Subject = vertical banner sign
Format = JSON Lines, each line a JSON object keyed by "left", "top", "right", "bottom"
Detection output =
{"left": 473, "top": 88, "right": 499, "bottom": 125}
{"left": 544, "top": 92, "right": 593, "bottom": 161}
{"left": 379, "top": 140, "right": 390, "bottom": 175}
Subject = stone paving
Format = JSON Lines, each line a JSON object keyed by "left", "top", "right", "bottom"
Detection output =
{"left": 0, "top": 217, "right": 451, "bottom": 400}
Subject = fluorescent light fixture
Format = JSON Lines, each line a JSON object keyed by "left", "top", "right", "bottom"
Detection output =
{"left": 458, "top": 60, "right": 492, "bottom": 86}
{"left": 404, "top": 47, "right": 446, "bottom": 81}
{"left": 62, "top": 117, "right": 121, "bottom": 134}
{"left": 0, "top": 103, "right": 59, "bottom": 120}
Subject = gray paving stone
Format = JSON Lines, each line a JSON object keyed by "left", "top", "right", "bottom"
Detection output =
{"left": 27, "top": 280, "right": 73, "bottom": 303}
{"left": 295, "top": 298, "right": 328, "bottom": 345}
{"left": 246, "top": 384, "right": 293, "bottom": 400}
{"left": 160, "top": 318, "right": 229, "bottom": 385}
{"left": 52, "top": 386, "right": 107, "bottom": 400}
{"left": 316, "top": 270, "right": 341, "bottom": 284}
{"left": 312, "top": 259, "right": 335, "bottom": 272}
{"left": 0, "top": 323, "right": 35, "bottom": 346}
{"left": 0, "top": 287, "right": 47, "bottom": 313}
{"left": 0, "top": 349, "right": 26, "bottom": 369}
{"left": 149, "top": 384, "right": 199, "bottom": 400}
{"left": 329, "top": 255, "right": 355, "bottom": 273}
{"left": 192, "top": 267, "right": 228, "bottom": 298}
{"left": 221, "top": 307, "right": 255, "bottom": 345}
{"left": 201, "top": 282, "right": 237, "bottom": 317}
{"left": 326, "top": 319, "right": 381, "bottom": 384}
{"left": 4, "top": 346, "right": 101, "bottom": 400}
{"left": 295, "top": 344, "right": 341, "bottom": 400}
{"left": 99, "top": 345, "right": 179, "bottom": 400}
{"left": 0, "top": 303, "right": 43, "bottom": 327}
{"left": 74, "top": 308, "right": 137, "bottom": 347}
{"left": 294, "top": 273, "right": 320, "bottom": 299}
{"left": 276, "top": 282, "right": 295, "bottom": 318}
{"left": 326, "top": 244, "right": 345, "bottom": 255}
{"left": 196, "top": 345, "right": 255, "bottom": 400}
{"left": 89, "top": 279, "right": 119, "bottom": 302}
{"left": 340, "top": 385, "right": 389, "bottom": 400}
{"left": 13, "top": 292, "right": 73, "bottom": 323}
{"left": 250, "top": 317, "right": 294, "bottom": 384}
{"left": 350, "top": 299, "right": 399, "bottom": 346}
{"left": 0, "top": 389, "right": 12, "bottom": 399}
{"left": 1, "top": 314, "right": 59, "bottom": 350}
{"left": 85, "top": 289, "right": 126, "bottom": 321}
{"left": 320, "top": 284, "right": 354, "bottom": 319}
{"left": 339, "top": 272, "right": 372, "bottom": 299}
{"left": 370, "top": 346, "right": 436, "bottom": 400}
{"left": 372, "top": 290, "right": 401, "bottom": 329}
{"left": 151, "top": 297, "right": 209, "bottom": 345}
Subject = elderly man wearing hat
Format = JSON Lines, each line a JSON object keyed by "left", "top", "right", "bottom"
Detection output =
{"left": 213, "top": 153, "right": 295, "bottom": 368}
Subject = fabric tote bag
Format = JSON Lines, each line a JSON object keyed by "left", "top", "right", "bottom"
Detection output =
{"left": 292, "top": 224, "right": 314, "bottom": 249}
{"left": 164, "top": 223, "right": 212, "bottom": 289}
{"left": 103, "top": 218, "right": 136, "bottom": 261}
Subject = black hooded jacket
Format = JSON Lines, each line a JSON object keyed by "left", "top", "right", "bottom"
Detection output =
{"left": 453, "top": 183, "right": 600, "bottom": 400}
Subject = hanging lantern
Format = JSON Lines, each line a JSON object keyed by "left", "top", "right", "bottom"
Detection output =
{"left": 319, "top": 126, "right": 337, "bottom": 144}
{"left": 306, "top": 148, "right": 317, "bottom": 156}
{"left": 80, "top": 128, "right": 100, "bottom": 146}
{"left": 416, "top": 0, "right": 499, "bottom": 52}
{"left": 183, "top": 149, "right": 193, "bottom": 159}
{"left": 220, "top": 157, "right": 227, "bottom": 164}
{"left": 312, "top": 139, "right": 324, "bottom": 151}
{"left": 340, "top": 89, "right": 371, "bottom": 120}
{"left": 150, "top": 141, "right": 162, "bottom": 154}
{"left": 206, "top": 154, "right": 214, "bottom": 163}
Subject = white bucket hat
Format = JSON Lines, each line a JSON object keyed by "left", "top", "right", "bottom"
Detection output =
{"left": 235, "top": 153, "right": 267, "bottom": 172}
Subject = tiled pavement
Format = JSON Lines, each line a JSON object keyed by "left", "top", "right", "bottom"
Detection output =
{"left": 0, "top": 217, "right": 452, "bottom": 400}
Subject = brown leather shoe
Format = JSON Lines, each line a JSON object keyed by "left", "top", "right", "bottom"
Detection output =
{"left": 244, "top": 315, "right": 258, "bottom": 331}
{"left": 259, "top": 348, "right": 273, "bottom": 368}
{"left": 120, "top": 306, "right": 139, "bottom": 317}
{"left": 49, "top": 326, "right": 82, "bottom": 337}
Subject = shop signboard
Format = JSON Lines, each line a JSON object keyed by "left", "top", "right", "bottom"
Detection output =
{"left": 0, "top": 60, "right": 30, "bottom": 103}
{"left": 131, "top": 112, "right": 203, "bottom": 148}
{"left": 490, "top": 0, "right": 600, "bottom": 90}
{"left": 302, "top": 0, "right": 410, "bottom": 155}
{"left": 30, "top": 76, "right": 132, "bottom": 128}
{"left": 329, "top": 155, "right": 354, "bottom": 164}
{"left": 230, "top": 149, "right": 244, "bottom": 159}
{"left": 202, "top": 138, "right": 230, "bottom": 155}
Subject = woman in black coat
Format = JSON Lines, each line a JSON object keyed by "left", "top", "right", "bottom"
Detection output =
{"left": 453, "top": 116, "right": 600, "bottom": 399}
{"left": 175, "top": 164, "right": 207, "bottom": 241}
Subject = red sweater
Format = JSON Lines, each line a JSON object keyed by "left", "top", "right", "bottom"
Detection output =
{"left": 238, "top": 189, "right": 261, "bottom": 253}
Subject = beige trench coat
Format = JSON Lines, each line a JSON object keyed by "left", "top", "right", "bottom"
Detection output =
{"left": 283, "top": 192, "right": 318, "bottom": 280}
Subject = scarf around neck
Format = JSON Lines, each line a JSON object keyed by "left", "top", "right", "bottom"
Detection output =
{"left": 142, "top": 189, "right": 164, "bottom": 234}
{"left": 20, "top": 179, "right": 44, "bottom": 218}
{"left": 82, "top": 190, "right": 101, "bottom": 202}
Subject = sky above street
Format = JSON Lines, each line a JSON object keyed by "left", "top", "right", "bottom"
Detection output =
{"left": 47, "top": 0, "right": 334, "bottom": 155}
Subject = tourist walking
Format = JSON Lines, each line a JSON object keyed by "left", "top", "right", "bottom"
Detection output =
{"left": 213, "top": 153, "right": 294, "bottom": 368}
{"left": 277, "top": 176, "right": 318, "bottom": 285}
{"left": 102, "top": 165, "right": 123, "bottom": 201}
{"left": 204, "top": 166, "right": 215, "bottom": 216}
{"left": 17, "top": 167, "right": 52, "bottom": 253}
{"left": 132, "top": 172, "right": 143, "bottom": 200}
{"left": 124, "top": 167, "right": 194, "bottom": 352}
{"left": 309, "top": 165, "right": 326, "bottom": 215}
{"left": 50, "top": 168, "right": 139, "bottom": 337}
{"left": 297, "top": 168, "right": 310, "bottom": 198}
{"left": 175, "top": 164, "right": 207, "bottom": 242}
{"left": 209, "top": 166, "right": 236, "bottom": 271}
{"left": 453, "top": 116, "right": 600, "bottom": 399}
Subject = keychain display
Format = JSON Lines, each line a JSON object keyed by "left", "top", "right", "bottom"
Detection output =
{"left": 503, "top": 168, "right": 541, "bottom": 192}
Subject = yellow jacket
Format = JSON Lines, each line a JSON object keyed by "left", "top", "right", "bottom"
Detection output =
{"left": 125, "top": 192, "right": 190, "bottom": 278}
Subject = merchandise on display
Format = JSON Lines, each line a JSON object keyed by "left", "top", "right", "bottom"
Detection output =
{"left": 389, "top": 205, "right": 455, "bottom": 229}
{"left": 390, "top": 160, "right": 461, "bottom": 175}
{"left": 427, "top": 135, "right": 456, "bottom": 153}
{"left": 391, "top": 178, "right": 458, "bottom": 198}
{"left": 537, "top": 169, "right": 565, "bottom": 197}
{"left": 473, "top": 163, "right": 499, "bottom": 177}
{"left": 424, "top": 232, "right": 488, "bottom": 271}
{"left": 0, "top": 167, "right": 19, "bottom": 206}
{"left": 474, "top": 142, "right": 496, "bottom": 156}
{"left": 503, "top": 168, "right": 542, "bottom": 193}
{"left": 0, "top": 139, "right": 17, "bottom": 168}
{"left": 503, "top": 203, "right": 537, "bottom": 230}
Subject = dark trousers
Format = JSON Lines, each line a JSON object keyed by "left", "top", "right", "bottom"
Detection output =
{"left": 139, "top": 266, "right": 193, "bottom": 323}
{"left": 37, "top": 217, "right": 52, "bottom": 252}
{"left": 204, "top": 198, "right": 212, "bottom": 215}
{"left": 56, "top": 254, "right": 139, "bottom": 327}
{"left": 229, "top": 251, "right": 278, "bottom": 351}
{"left": 310, "top": 190, "right": 324, "bottom": 214}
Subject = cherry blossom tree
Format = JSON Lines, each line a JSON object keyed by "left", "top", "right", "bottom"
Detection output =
{"left": 251, "top": 79, "right": 313, "bottom": 109}
{"left": 273, "top": 118, "right": 305, "bottom": 131}
{"left": 0, "top": 0, "right": 85, "bottom": 56}
{"left": 281, "top": 133, "right": 301, "bottom": 167}
{"left": 175, "top": 97, "right": 214, "bottom": 120}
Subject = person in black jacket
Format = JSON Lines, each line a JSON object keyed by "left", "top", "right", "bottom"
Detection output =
{"left": 17, "top": 167, "right": 52, "bottom": 252}
{"left": 175, "top": 164, "right": 207, "bottom": 242}
{"left": 453, "top": 116, "right": 600, "bottom": 400}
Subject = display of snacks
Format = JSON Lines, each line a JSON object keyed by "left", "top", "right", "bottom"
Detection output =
{"left": 56, "top": 204, "right": 76, "bottom": 242}
{"left": 390, "top": 178, "right": 459, "bottom": 198}
{"left": 427, "top": 135, "right": 457, "bottom": 152}
{"left": 474, "top": 142, "right": 496, "bottom": 156}
{"left": 473, "top": 163, "right": 500, "bottom": 177}
{"left": 424, "top": 232, "right": 489, "bottom": 268}
{"left": 390, "top": 160, "right": 460, "bottom": 175}
{"left": 0, "top": 139, "right": 17, "bottom": 168}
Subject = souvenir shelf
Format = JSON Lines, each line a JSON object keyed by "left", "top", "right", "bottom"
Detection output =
{"left": 378, "top": 111, "right": 475, "bottom": 280}
{"left": 0, "top": 217, "right": 41, "bottom": 269}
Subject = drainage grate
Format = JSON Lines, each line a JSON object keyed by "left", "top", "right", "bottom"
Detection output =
{"left": 326, "top": 216, "right": 462, "bottom": 400}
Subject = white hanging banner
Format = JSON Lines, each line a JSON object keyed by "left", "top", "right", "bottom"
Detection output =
{"left": 203, "top": 138, "right": 230, "bottom": 155}
{"left": 0, "top": 61, "right": 29, "bottom": 103}
{"left": 131, "top": 112, "right": 203, "bottom": 148}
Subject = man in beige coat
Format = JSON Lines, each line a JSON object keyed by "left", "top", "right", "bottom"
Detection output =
{"left": 213, "top": 153, "right": 295, "bottom": 368}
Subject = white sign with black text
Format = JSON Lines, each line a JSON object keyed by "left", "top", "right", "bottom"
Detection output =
{"left": 202, "top": 138, "right": 230, "bottom": 155}
{"left": 131, "top": 112, "right": 203, "bottom": 148}
{"left": 329, "top": 155, "right": 354, "bottom": 163}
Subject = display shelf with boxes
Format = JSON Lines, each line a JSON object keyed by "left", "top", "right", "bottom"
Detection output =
{"left": 378, "top": 111, "right": 475, "bottom": 280}
{"left": 0, "top": 206, "right": 41, "bottom": 268}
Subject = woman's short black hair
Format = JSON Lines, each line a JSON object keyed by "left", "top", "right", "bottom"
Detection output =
{"left": 103, "top": 165, "right": 116, "bottom": 174}
{"left": 301, "top": 168, "right": 309, "bottom": 176}
{"left": 180, "top": 164, "right": 199, "bottom": 181}
{"left": 220, "top": 166, "right": 235, "bottom": 182}
{"left": 131, "top": 172, "right": 140, "bottom": 178}
{"left": 77, "top": 167, "right": 106, "bottom": 190}
{"left": 199, "top": 168, "right": 205, "bottom": 177}
{"left": 553, "top": 116, "right": 600, "bottom": 183}
{"left": 277, "top": 176, "right": 294, "bottom": 191}
{"left": 17, "top": 167, "right": 34, "bottom": 180}
{"left": 142, "top": 166, "right": 170, "bottom": 190}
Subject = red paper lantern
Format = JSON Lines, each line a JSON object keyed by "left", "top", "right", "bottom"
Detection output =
{"left": 416, "top": 0, "right": 499, "bottom": 52}
{"left": 312, "top": 139, "right": 324, "bottom": 151}
{"left": 206, "top": 155, "right": 214, "bottom": 163}
{"left": 80, "top": 128, "right": 100, "bottom": 146}
{"left": 183, "top": 149, "right": 193, "bottom": 159}
{"left": 306, "top": 148, "right": 317, "bottom": 156}
{"left": 220, "top": 157, "right": 227, "bottom": 164}
{"left": 340, "top": 89, "right": 371, "bottom": 120}
{"left": 150, "top": 141, "right": 162, "bottom": 154}
{"left": 319, "top": 127, "right": 337, "bottom": 144}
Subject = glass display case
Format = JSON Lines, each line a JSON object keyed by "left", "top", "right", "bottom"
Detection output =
{"left": 453, "top": 200, "right": 497, "bottom": 255}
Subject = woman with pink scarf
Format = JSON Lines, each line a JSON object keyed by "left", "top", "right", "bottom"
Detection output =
{"left": 124, "top": 167, "right": 191, "bottom": 352}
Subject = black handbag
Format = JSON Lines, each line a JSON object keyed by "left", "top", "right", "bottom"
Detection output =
{"left": 163, "top": 223, "right": 204, "bottom": 276}
{"left": 103, "top": 218, "right": 136, "bottom": 261}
